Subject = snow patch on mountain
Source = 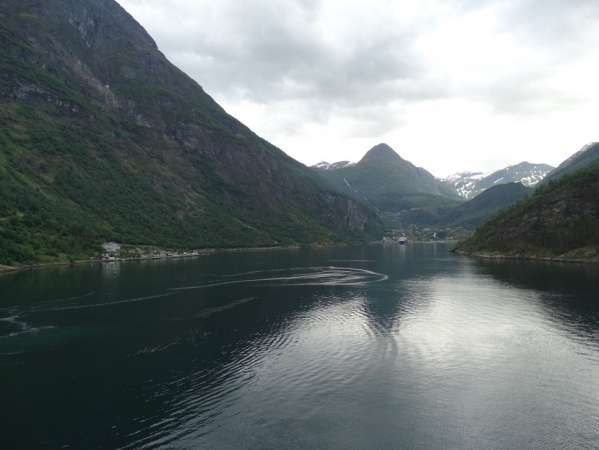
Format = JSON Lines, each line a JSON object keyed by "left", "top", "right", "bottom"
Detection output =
{"left": 441, "top": 171, "right": 490, "bottom": 198}
{"left": 443, "top": 162, "right": 554, "bottom": 199}
{"left": 311, "top": 161, "right": 356, "bottom": 170}
{"left": 555, "top": 142, "right": 597, "bottom": 169}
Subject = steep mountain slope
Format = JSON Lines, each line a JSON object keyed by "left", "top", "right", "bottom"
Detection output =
{"left": 312, "top": 144, "right": 462, "bottom": 212}
{"left": 0, "top": 0, "right": 380, "bottom": 266}
{"left": 542, "top": 142, "right": 599, "bottom": 184}
{"left": 443, "top": 162, "right": 553, "bottom": 199}
{"left": 454, "top": 163, "right": 599, "bottom": 258}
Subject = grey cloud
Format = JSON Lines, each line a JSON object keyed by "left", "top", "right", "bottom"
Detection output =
{"left": 470, "top": 74, "right": 583, "bottom": 115}
{"left": 341, "top": 107, "right": 407, "bottom": 139}
{"left": 143, "top": 0, "right": 431, "bottom": 137}
{"left": 121, "top": 0, "right": 599, "bottom": 136}
{"left": 175, "top": 5, "right": 423, "bottom": 106}
{"left": 504, "top": 0, "right": 599, "bottom": 67}
{"left": 455, "top": 0, "right": 599, "bottom": 53}
{"left": 441, "top": 0, "right": 599, "bottom": 115}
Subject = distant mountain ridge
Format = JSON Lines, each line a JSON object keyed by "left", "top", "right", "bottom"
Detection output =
{"left": 317, "top": 156, "right": 553, "bottom": 201}
{"left": 443, "top": 162, "right": 554, "bottom": 199}
{"left": 396, "top": 182, "right": 534, "bottom": 229}
{"left": 312, "top": 143, "right": 462, "bottom": 213}
{"left": 437, "top": 182, "right": 534, "bottom": 229}
{"left": 442, "top": 171, "right": 488, "bottom": 198}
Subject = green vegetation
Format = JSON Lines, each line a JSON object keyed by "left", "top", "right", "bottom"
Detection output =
{"left": 0, "top": 1, "right": 382, "bottom": 266}
{"left": 0, "top": 96, "right": 377, "bottom": 265}
{"left": 384, "top": 182, "right": 533, "bottom": 230}
{"left": 541, "top": 143, "right": 599, "bottom": 185}
{"left": 445, "top": 183, "right": 534, "bottom": 229}
{"left": 313, "top": 144, "right": 462, "bottom": 213}
{"left": 455, "top": 163, "right": 599, "bottom": 257}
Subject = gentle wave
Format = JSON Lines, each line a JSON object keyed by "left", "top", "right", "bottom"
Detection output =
{"left": 326, "top": 259, "right": 375, "bottom": 262}
{"left": 0, "top": 315, "right": 55, "bottom": 339}
{"left": 132, "top": 297, "right": 261, "bottom": 357}
{"left": 28, "top": 292, "right": 178, "bottom": 312}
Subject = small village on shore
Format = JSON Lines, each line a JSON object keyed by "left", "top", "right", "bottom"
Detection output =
{"left": 96, "top": 242, "right": 208, "bottom": 262}
{"left": 376, "top": 225, "right": 471, "bottom": 245}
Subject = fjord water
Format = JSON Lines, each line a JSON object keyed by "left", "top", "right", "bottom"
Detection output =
{"left": 1, "top": 245, "right": 598, "bottom": 449}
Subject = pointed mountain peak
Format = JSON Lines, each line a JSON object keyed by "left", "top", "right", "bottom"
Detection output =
{"left": 359, "top": 143, "right": 402, "bottom": 163}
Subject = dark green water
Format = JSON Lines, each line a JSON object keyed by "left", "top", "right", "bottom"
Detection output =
{"left": 1, "top": 244, "right": 598, "bottom": 449}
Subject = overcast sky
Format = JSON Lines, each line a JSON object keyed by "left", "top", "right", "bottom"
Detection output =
{"left": 118, "top": 0, "right": 599, "bottom": 177}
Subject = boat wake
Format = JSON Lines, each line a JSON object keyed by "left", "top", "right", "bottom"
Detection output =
{"left": 170, "top": 267, "right": 387, "bottom": 292}
{"left": 0, "top": 315, "right": 54, "bottom": 339}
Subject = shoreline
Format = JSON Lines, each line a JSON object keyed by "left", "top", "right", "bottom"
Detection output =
{"left": 451, "top": 249, "right": 599, "bottom": 265}
{"left": 5, "top": 243, "right": 598, "bottom": 274}
{"left": 0, "top": 242, "right": 356, "bottom": 275}
{"left": 0, "top": 252, "right": 210, "bottom": 274}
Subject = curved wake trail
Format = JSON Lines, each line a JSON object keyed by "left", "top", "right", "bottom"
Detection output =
{"left": 171, "top": 267, "right": 387, "bottom": 292}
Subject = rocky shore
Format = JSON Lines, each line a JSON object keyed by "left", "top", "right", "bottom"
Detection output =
{"left": 450, "top": 248, "right": 599, "bottom": 264}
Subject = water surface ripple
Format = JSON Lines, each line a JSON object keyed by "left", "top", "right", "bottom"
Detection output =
{"left": 1, "top": 244, "right": 598, "bottom": 449}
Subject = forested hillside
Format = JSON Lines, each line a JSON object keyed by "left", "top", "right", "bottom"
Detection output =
{"left": 541, "top": 142, "right": 599, "bottom": 185}
{"left": 454, "top": 163, "right": 599, "bottom": 259}
{"left": 439, "top": 182, "right": 533, "bottom": 229}
{"left": 0, "top": 0, "right": 381, "bottom": 266}
{"left": 392, "top": 182, "right": 533, "bottom": 229}
{"left": 313, "top": 143, "right": 462, "bottom": 212}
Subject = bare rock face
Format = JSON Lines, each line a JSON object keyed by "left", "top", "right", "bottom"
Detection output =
{"left": 325, "top": 194, "right": 376, "bottom": 231}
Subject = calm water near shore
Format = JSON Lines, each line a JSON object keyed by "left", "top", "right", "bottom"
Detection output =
{"left": 1, "top": 244, "right": 598, "bottom": 449}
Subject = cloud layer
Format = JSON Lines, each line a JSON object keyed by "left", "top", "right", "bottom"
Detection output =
{"left": 119, "top": 0, "right": 599, "bottom": 176}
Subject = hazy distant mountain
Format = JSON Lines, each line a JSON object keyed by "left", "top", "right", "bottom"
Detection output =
{"left": 397, "top": 182, "right": 534, "bottom": 229}
{"left": 437, "top": 182, "right": 534, "bottom": 229}
{"left": 541, "top": 142, "right": 599, "bottom": 185}
{"left": 443, "top": 162, "right": 554, "bottom": 199}
{"left": 442, "top": 172, "right": 488, "bottom": 198}
{"left": 311, "top": 161, "right": 356, "bottom": 170}
{"left": 312, "top": 143, "right": 462, "bottom": 212}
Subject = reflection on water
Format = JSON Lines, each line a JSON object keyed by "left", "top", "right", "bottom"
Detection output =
{"left": 0, "top": 245, "right": 598, "bottom": 449}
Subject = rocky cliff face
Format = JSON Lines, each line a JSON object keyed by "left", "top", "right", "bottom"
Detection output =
{"left": 0, "top": 0, "right": 380, "bottom": 264}
{"left": 325, "top": 195, "right": 372, "bottom": 230}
